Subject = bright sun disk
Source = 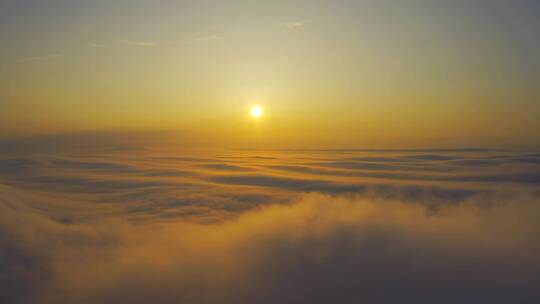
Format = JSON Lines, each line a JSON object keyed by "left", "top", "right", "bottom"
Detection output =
{"left": 250, "top": 105, "right": 263, "bottom": 119}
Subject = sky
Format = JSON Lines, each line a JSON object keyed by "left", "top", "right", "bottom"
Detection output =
{"left": 1, "top": 0, "right": 540, "bottom": 148}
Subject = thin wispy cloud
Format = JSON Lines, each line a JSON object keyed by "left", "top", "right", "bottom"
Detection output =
{"left": 18, "top": 53, "right": 64, "bottom": 63}
{"left": 280, "top": 19, "right": 312, "bottom": 29}
{"left": 195, "top": 34, "right": 225, "bottom": 41}
{"left": 87, "top": 43, "right": 107, "bottom": 48}
{"left": 121, "top": 39, "right": 155, "bottom": 47}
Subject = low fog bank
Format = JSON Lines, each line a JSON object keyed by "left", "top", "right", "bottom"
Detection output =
{"left": 1, "top": 184, "right": 539, "bottom": 304}
{"left": 2, "top": 146, "right": 539, "bottom": 303}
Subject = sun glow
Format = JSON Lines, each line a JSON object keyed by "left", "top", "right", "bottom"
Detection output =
{"left": 250, "top": 105, "right": 263, "bottom": 119}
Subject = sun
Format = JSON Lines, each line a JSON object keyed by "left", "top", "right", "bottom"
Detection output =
{"left": 250, "top": 105, "right": 263, "bottom": 119}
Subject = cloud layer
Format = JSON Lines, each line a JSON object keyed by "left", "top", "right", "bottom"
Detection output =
{"left": 1, "top": 144, "right": 539, "bottom": 303}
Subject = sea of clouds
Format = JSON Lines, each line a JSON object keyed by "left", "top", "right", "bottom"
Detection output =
{"left": 1, "top": 135, "right": 539, "bottom": 303}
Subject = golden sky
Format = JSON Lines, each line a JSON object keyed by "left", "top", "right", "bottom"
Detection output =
{"left": 1, "top": 0, "right": 539, "bottom": 148}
